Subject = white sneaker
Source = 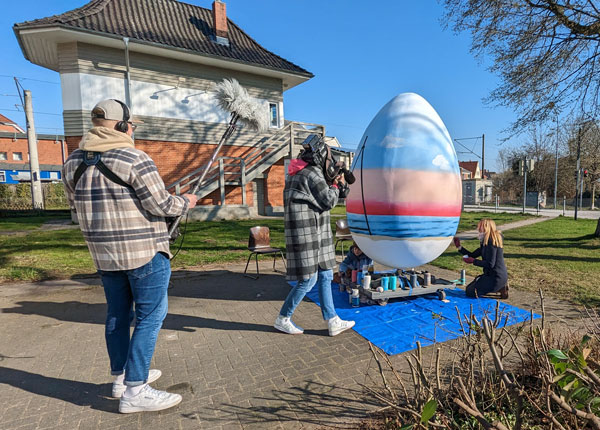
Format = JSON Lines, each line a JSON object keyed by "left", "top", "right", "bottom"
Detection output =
{"left": 328, "top": 316, "right": 355, "bottom": 336}
{"left": 112, "top": 369, "right": 162, "bottom": 398}
{"left": 119, "top": 384, "right": 182, "bottom": 413}
{"left": 274, "top": 315, "right": 303, "bottom": 334}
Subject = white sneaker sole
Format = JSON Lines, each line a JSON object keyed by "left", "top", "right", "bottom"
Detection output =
{"left": 119, "top": 393, "right": 182, "bottom": 413}
{"left": 329, "top": 321, "right": 356, "bottom": 336}
{"left": 274, "top": 323, "right": 303, "bottom": 335}
{"left": 112, "top": 369, "right": 162, "bottom": 398}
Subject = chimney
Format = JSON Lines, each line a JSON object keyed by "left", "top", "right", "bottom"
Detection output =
{"left": 212, "top": 1, "right": 229, "bottom": 45}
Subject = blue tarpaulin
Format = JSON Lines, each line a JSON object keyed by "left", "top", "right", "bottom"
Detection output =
{"left": 288, "top": 281, "right": 539, "bottom": 355}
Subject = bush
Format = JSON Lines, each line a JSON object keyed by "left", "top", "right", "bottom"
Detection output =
{"left": 363, "top": 293, "right": 600, "bottom": 429}
{"left": 0, "top": 182, "right": 68, "bottom": 210}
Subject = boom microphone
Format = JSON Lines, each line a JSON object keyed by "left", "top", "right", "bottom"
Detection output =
{"left": 214, "top": 78, "right": 269, "bottom": 132}
{"left": 168, "top": 78, "right": 269, "bottom": 241}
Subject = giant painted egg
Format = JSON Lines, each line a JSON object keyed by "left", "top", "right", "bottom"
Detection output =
{"left": 346, "top": 93, "right": 462, "bottom": 268}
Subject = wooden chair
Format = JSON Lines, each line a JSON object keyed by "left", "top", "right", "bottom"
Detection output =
{"left": 243, "top": 226, "right": 286, "bottom": 279}
{"left": 334, "top": 218, "right": 353, "bottom": 257}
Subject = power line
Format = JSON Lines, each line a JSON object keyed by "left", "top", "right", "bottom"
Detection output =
{"left": 0, "top": 74, "right": 59, "bottom": 85}
{"left": 0, "top": 108, "right": 62, "bottom": 116}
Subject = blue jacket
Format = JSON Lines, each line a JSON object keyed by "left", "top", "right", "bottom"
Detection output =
{"left": 339, "top": 246, "right": 373, "bottom": 272}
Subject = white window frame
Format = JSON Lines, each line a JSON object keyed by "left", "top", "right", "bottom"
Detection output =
{"left": 13, "top": 152, "right": 23, "bottom": 161}
{"left": 0, "top": 152, "right": 7, "bottom": 161}
{"left": 269, "top": 102, "right": 280, "bottom": 128}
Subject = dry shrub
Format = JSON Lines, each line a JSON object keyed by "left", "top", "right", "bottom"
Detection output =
{"left": 362, "top": 290, "right": 600, "bottom": 429}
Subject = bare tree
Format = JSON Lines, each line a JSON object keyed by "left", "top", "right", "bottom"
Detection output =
{"left": 566, "top": 119, "right": 600, "bottom": 208}
{"left": 441, "top": 0, "right": 600, "bottom": 134}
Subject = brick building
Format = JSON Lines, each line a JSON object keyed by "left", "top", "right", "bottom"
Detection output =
{"left": 0, "top": 114, "right": 66, "bottom": 184}
{"left": 14, "top": 0, "right": 320, "bottom": 219}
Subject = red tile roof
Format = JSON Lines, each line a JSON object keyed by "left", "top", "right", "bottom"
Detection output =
{"left": 0, "top": 113, "right": 15, "bottom": 124}
{"left": 14, "top": 0, "right": 313, "bottom": 77}
{"left": 459, "top": 161, "right": 479, "bottom": 178}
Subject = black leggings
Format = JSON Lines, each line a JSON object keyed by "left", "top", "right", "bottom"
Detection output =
{"left": 465, "top": 275, "right": 506, "bottom": 298}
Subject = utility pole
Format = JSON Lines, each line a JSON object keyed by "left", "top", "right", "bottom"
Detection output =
{"left": 580, "top": 172, "right": 584, "bottom": 208}
{"left": 554, "top": 114, "right": 559, "bottom": 209}
{"left": 24, "top": 90, "right": 44, "bottom": 210}
{"left": 481, "top": 134, "right": 485, "bottom": 178}
{"left": 575, "top": 126, "right": 581, "bottom": 221}
{"left": 523, "top": 162, "right": 527, "bottom": 213}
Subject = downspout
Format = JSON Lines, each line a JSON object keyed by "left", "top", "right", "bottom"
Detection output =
{"left": 123, "top": 37, "right": 132, "bottom": 110}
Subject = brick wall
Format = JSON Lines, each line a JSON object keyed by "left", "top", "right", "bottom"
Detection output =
{"left": 65, "top": 136, "right": 286, "bottom": 208}
{"left": 264, "top": 158, "right": 285, "bottom": 207}
{"left": 0, "top": 137, "right": 65, "bottom": 165}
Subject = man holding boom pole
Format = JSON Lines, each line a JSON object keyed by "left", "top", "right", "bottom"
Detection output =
{"left": 62, "top": 99, "right": 197, "bottom": 413}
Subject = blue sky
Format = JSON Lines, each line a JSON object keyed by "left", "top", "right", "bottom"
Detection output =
{"left": 1, "top": 0, "right": 520, "bottom": 172}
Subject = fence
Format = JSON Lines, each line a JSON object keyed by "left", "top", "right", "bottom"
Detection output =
{"left": 470, "top": 195, "right": 599, "bottom": 213}
{"left": 0, "top": 183, "right": 69, "bottom": 211}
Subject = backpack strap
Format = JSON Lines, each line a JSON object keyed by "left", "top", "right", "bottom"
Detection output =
{"left": 73, "top": 151, "right": 134, "bottom": 191}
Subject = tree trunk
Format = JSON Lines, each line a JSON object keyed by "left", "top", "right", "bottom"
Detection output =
{"left": 593, "top": 183, "right": 596, "bottom": 210}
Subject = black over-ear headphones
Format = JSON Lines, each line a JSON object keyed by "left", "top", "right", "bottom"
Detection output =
{"left": 112, "top": 99, "right": 131, "bottom": 133}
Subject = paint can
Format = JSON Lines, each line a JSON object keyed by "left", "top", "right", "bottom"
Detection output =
{"left": 357, "top": 271, "right": 364, "bottom": 286}
{"left": 381, "top": 277, "right": 389, "bottom": 291}
{"left": 363, "top": 274, "right": 371, "bottom": 290}
{"left": 424, "top": 272, "right": 431, "bottom": 286}
{"left": 351, "top": 270, "right": 357, "bottom": 283}
{"left": 351, "top": 289, "right": 360, "bottom": 307}
{"left": 410, "top": 273, "right": 418, "bottom": 288}
{"left": 460, "top": 269, "right": 466, "bottom": 284}
{"left": 389, "top": 276, "right": 397, "bottom": 291}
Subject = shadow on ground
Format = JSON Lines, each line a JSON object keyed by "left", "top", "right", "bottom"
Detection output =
{"left": 184, "top": 381, "right": 379, "bottom": 427}
{"left": 0, "top": 367, "right": 116, "bottom": 413}
{"left": 2, "top": 270, "right": 294, "bottom": 334}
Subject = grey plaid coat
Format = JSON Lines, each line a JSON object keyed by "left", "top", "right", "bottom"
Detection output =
{"left": 284, "top": 164, "right": 339, "bottom": 280}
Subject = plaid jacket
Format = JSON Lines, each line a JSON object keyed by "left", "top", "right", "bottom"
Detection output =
{"left": 63, "top": 147, "right": 188, "bottom": 271}
{"left": 284, "top": 164, "right": 339, "bottom": 280}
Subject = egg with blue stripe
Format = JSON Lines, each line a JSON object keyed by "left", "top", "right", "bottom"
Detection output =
{"left": 347, "top": 93, "right": 462, "bottom": 269}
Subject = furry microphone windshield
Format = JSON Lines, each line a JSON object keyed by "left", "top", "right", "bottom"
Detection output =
{"left": 214, "top": 78, "right": 269, "bottom": 132}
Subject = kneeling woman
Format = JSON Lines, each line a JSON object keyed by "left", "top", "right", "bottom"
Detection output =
{"left": 453, "top": 218, "right": 509, "bottom": 299}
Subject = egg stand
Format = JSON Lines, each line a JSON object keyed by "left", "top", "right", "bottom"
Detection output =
{"left": 347, "top": 270, "right": 455, "bottom": 306}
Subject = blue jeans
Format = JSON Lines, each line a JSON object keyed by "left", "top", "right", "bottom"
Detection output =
{"left": 279, "top": 268, "right": 337, "bottom": 320}
{"left": 98, "top": 252, "right": 171, "bottom": 386}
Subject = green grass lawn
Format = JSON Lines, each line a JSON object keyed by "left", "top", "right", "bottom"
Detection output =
{"left": 430, "top": 216, "right": 600, "bottom": 306}
{"left": 0, "top": 211, "right": 71, "bottom": 231}
{"left": 0, "top": 211, "right": 534, "bottom": 284}
{"left": 4, "top": 211, "right": 596, "bottom": 307}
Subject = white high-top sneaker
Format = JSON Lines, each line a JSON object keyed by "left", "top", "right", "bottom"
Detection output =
{"left": 274, "top": 315, "right": 304, "bottom": 334}
{"left": 112, "top": 369, "right": 162, "bottom": 398}
{"left": 119, "top": 385, "right": 182, "bottom": 413}
{"left": 328, "top": 316, "right": 355, "bottom": 336}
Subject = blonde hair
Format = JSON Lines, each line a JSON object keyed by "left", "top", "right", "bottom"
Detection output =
{"left": 477, "top": 218, "right": 503, "bottom": 248}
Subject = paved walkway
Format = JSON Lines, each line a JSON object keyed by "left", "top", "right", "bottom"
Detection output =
{"left": 457, "top": 213, "right": 556, "bottom": 240}
{"left": 464, "top": 204, "right": 600, "bottom": 220}
{"left": 0, "top": 221, "right": 584, "bottom": 429}
{"left": 0, "top": 261, "right": 392, "bottom": 430}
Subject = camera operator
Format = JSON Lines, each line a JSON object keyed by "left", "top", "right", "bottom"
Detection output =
{"left": 62, "top": 99, "right": 197, "bottom": 413}
{"left": 274, "top": 135, "right": 355, "bottom": 336}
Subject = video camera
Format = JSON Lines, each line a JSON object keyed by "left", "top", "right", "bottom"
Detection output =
{"left": 300, "top": 134, "right": 355, "bottom": 185}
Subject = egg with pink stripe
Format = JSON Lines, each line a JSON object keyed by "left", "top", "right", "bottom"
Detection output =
{"left": 347, "top": 93, "right": 462, "bottom": 268}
